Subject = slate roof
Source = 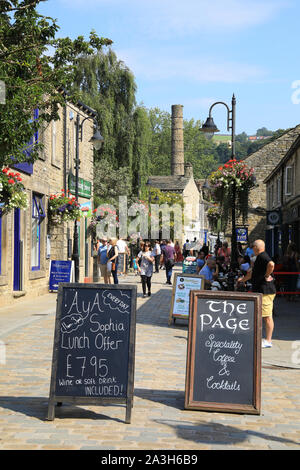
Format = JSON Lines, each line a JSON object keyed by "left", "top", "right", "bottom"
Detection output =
{"left": 147, "top": 175, "right": 191, "bottom": 192}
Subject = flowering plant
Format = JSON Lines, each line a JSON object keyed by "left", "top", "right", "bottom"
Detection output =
{"left": 48, "top": 189, "right": 83, "bottom": 225}
{"left": 0, "top": 168, "right": 28, "bottom": 214}
{"left": 208, "top": 159, "right": 256, "bottom": 227}
{"left": 209, "top": 159, "right": 256, "bottom": 192}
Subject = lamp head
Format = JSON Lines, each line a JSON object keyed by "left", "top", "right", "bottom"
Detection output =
{"left": 200, "top": 116, "right": 219, "bottom": 140}
{"left": 90, "top": 125, "right": 104, "bottom": 150}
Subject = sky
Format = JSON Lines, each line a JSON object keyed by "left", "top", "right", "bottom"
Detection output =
{"left": 38, "top": 0, "right": 300, "bottom": 135}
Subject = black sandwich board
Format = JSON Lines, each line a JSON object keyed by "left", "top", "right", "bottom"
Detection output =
{"left": 185, "top": 291, "right": 262, "bottom": 415}
{"left": 47, "top": 283, "right": 137, "bottom": 423}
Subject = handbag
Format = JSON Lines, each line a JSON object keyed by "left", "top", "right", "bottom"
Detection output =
{"left": 107, "top": 261, "right": 112, "bottom": 272}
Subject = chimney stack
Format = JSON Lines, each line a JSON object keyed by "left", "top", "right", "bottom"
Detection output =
{"left": 171, "top": 104, "right": 184, "bottom": 176}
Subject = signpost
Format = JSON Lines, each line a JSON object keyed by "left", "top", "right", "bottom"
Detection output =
{"left": 47, "top": 283, "right": 137, "bottom": 423}
{"left": 168, "top": 273, "right": 204, "bottom": 325}
{"left": 49, "top": 260, "right": 74, "bottom": 292}
{"left": 185, "top": 291, "right": 262, "bottom": 414}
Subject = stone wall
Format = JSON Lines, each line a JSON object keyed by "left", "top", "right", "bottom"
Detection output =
{"left": 242, "top": 124, "right": 300, "bottom": 242}
{"left": 0, "top": 101, "right": 95, "bottom": 307}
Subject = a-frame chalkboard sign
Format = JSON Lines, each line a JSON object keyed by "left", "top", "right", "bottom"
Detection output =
{"left": 185, "top": 290, "right": 262, "bottom": 415}
{"left": 47, "top": 283, "right": 137, "bottom": 423}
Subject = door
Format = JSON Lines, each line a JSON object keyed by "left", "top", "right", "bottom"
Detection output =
{"left": 13, "top": 208, "right": 21, "bottom": 291}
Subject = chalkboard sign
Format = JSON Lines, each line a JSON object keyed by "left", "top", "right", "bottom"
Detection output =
{"left": 47, "top": 283, "right": 137, "bottom": 423}
{"left": 168, "top": 273, "right": 204, "bottom": 325}
{"left": 117, "top": 253, "right": 127, "bottom": 274}
{"left": 185, "top": 291, "right": 262, "bottom": 414}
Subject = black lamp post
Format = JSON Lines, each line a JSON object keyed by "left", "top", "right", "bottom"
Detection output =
{"left": 72, "top": 113, "right": 104, "bottom": 282}
{"left": 200, "top": 94, "right": 238, "bottom": 267}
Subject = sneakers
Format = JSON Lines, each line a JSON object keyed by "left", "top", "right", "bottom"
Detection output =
{"left": 262, "top": 339, "right": 272, "bottom": 348}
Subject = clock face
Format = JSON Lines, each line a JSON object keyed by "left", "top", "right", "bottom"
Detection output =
{"left": 268, "top": 211, "right": 280, "bottom": 224}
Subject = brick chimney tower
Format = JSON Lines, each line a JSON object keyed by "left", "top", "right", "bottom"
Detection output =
{"left": 171, "top": 104, "right": 184, "bottom": 176}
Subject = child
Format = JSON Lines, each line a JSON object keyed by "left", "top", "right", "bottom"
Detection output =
{"left": 133, "top": 258, "right": 138, "bottom": 275}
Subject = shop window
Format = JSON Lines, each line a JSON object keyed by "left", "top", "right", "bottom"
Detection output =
{"left": 285, "top": 165, "right": 294, "bottom": 196}
{"left": 31, "top": 194, "right": 46, "bottom": 270}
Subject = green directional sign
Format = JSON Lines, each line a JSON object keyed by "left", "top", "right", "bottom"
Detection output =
{"left": 68, "top": 174, "right": 92, "bottom": 199}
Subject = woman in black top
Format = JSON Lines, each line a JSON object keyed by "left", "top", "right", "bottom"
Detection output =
{"left": 107, "top": 238, "right": 119, "bottom": 285}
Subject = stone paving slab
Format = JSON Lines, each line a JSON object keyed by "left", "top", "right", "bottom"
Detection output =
{"left": 0, "top": 266, "right": 299, "bottom": 450}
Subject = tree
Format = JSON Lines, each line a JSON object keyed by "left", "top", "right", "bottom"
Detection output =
{"left": 73, "top": 49, "right": 136, "bottom": 171}
{"left": 132, "top": 106, "right": 152, "bottom": 197}
{"left": 0, "top": 0, "right": 112, "bottom": 167}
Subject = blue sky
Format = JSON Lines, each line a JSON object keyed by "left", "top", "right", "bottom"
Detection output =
{"left": 38, "top": 0, "right": 300, "bottom": 135}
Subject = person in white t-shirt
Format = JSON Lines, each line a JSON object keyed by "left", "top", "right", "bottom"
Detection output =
{"left": 153, "top": 240, "right": 161, "bottom": 273}
{"left": 117, "top": 238, "right": 130, "bottom": 274}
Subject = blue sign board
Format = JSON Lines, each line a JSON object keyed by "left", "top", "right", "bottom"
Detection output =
{"left": 49, "top": 260, "right": 74, "bottom": 291}
{"left": 236, "top": 228, "right": 248, "bottom": 242}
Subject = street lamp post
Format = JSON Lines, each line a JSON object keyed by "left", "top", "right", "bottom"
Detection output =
{"left": 200, "top": 94, "right": 238, "bottom": 267}
{"left": 72, "top": 113, "right": 104, "bottom": 282}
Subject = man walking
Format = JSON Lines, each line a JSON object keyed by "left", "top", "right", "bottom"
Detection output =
{"left": 238, "top": 239, "right": 276, "bottom": 348}
{"left": 162, "top": 240, "right": 175, "bottom": 285}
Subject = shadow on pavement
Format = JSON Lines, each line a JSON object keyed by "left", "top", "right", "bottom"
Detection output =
{"left": 0, "top": 396, "right": 124, "bottom": 423}
{"left": 155, "top": 418, "right": 299, "bottom": 447}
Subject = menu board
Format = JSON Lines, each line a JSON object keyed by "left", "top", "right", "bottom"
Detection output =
{"left": 169, "top": 273, "right": 204, "bottom": 325}
{"left": 47, "top": 283, "right": 137, "bottom": 423}
{"left": 185, "top": 291, "right": 262, "bottom": 414}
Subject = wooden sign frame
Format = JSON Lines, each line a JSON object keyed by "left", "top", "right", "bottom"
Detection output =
{"left": 185, "top": 290, "right": 262, "bottom": 415}
{"left": 168, "top": 273, "right": 205, "bottom": 325}
{"left": 47, "top": 283, "right": 137, "bottom": 423}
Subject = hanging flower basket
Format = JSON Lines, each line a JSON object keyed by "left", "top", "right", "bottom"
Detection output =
{"left": 0, "top": 168, "right": 28, "bottom": 214}
{"left": 208, "top": 159, "right": 256, "bottom": 228}
{"left": 48, "top": 189, "right": 83, "bottom": 225}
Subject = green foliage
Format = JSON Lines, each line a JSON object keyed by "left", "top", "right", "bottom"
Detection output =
{"left": 74, "top": 50, "right": 136, "bottom": 167}
{"left": 93, "top": 158, "right": 132, "bottom": 207}
{"left": 0, "top": 0, "right": 112, "bottom": 166}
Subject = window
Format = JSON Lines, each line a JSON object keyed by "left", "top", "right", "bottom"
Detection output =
{"left": 31, "top": 194, "right": 46, "bottom": 270}
{"left": 285, "top": 165, "right": 294, "bottom": 196}
{"left": 276, "top": 176, "right": 281, "bottom": 205}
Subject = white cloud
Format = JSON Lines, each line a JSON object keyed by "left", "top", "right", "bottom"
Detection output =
{"left": 116, "top": 48, "right": 267, "bottom": 84}
{"left": 61, "top": 0, "right": 287, "bottom": 37}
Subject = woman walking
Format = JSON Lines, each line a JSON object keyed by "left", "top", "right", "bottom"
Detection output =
{"left": 107, "top": 238, "right": 119, "bottom": 285}
{"left": 136, "top": 242, "right": 155, "bottom": 297}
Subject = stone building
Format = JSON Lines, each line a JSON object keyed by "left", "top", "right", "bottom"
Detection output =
{"left": 147, "top": 105, "right": 205, "bottom": 244}
{"left": 0, "top": 99, "right": 96, "bottom": 307}
{"left": 264, "top": 134, "right": 300, "bottom": 256}
{"left": 243, "top": 124, "right": 300, "bottom": 244}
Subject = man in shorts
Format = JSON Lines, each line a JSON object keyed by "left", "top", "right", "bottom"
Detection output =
{"left": 98, "top": 237, "right": 110, "bottom": 284}
{"left": 238, "top": 239, "right": 276, "bottom": 348}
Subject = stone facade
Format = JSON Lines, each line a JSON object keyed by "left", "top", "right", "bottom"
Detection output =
{"left": 0, "top": 100, "right": 95, "bottom": 307}
{"left": 264, "top": 135, "right": 300, "bottom": 256}
{"left": 242, "top": 124, "right": 300, "bottom": 243}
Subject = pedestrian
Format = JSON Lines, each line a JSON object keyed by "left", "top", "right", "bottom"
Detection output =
{"left": 136, "top": 241, "right": 155, "bottom": 297}
{"left": 117, "top": 237, "right": 130, "bottom": 275}
{"left": 161, "top": 239, "right": 175, "bottom": 285}
{"left": 199, "top": 258, "right": 217, "bottom": 289}
{"left": 107, "top": 238, "right": 119, "bottom": 285}
{"left": 217, "top": 241, "right": 231, "bottom": 267}
{"left": 238, "top": 239, "right": 276, "bottom": 348}
{"left": 196, "top": 250, "right": 206, "bottom": 274}
{"left": 174, "top": 241, "right": 183, "bottom": 262}
{"left": 98, "top": 237, "right": 111, "bottom": 284}
{"left": 153, "top": 240, "right": 161, "bottom": 273}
